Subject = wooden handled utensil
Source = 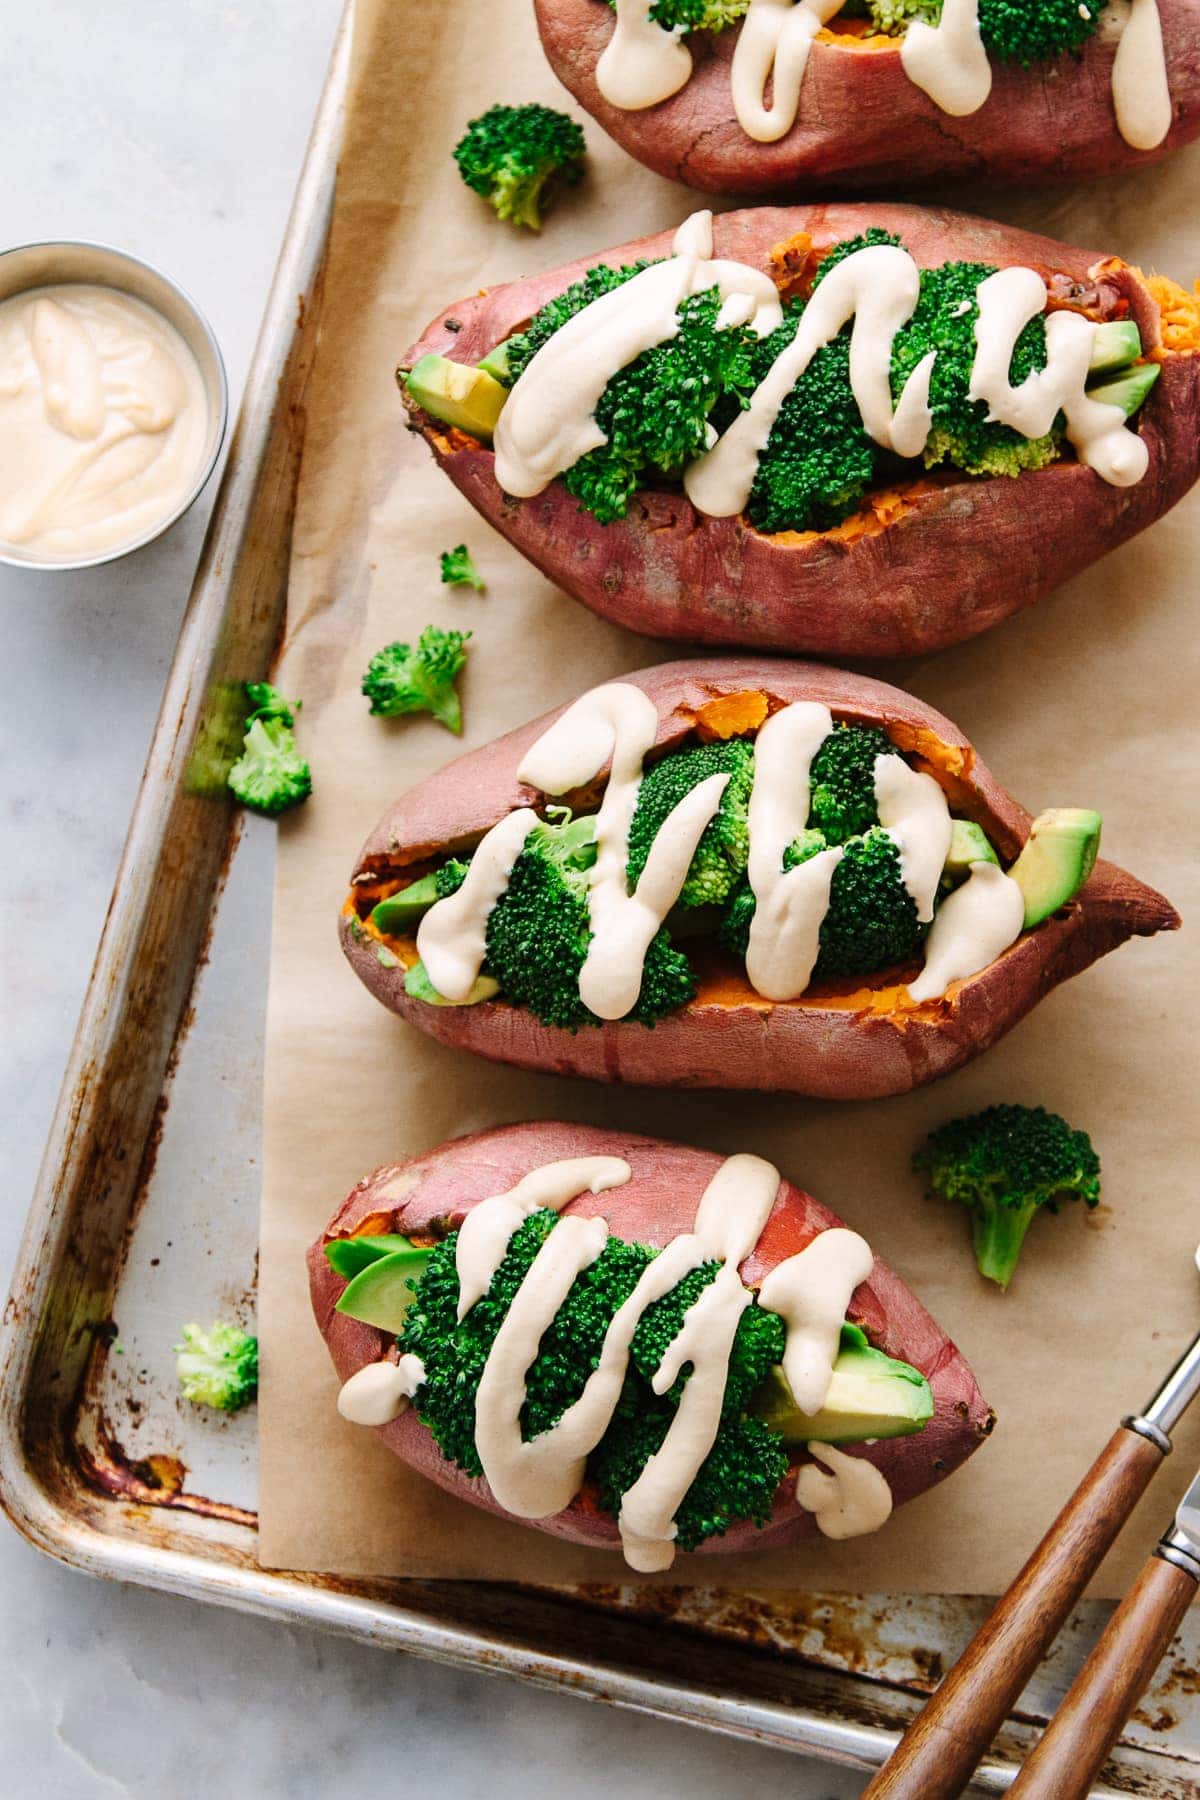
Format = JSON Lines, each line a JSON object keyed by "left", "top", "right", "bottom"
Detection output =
{"left": 1008, "top": 1468, "right": 1200, "bottom": 1798}
{"left": 862, "top": 1288, "right": 1200, "bottom": 1800}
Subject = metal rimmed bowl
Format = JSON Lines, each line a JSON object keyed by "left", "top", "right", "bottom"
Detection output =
{"left": 0, "top": 240, "right": 229, "bottom": 571}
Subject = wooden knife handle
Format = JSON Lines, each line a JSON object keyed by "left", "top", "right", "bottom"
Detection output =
{"left": 862, "top": 1426, "right": 1164, "bottom": 1800}
{"left": 1008, "top": 1552, "right": 1197, "bottom": 1800}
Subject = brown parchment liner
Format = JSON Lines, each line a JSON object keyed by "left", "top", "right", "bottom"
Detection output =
{"left": 258, "top": 0, "right": 1200, "bottom": 1593}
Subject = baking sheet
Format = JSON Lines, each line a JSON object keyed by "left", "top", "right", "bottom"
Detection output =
{"left": 258, "top": 0, "right": 1200, "bottom": 1593}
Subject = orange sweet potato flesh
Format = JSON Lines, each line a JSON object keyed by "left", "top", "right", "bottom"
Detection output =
{"left": 401, "top": 204, "right": 1200, "bottom": 659}
{"left": 309, "top": 1121, "right": 996, "bottom": 1555}
{"left": 534, "top": 0, "right": 1200, "bottom": 193}
{"left": 340, "top": 657, "right": 1179, "bottom": 1099}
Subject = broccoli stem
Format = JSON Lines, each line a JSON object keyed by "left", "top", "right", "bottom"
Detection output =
{"left": 972, "top": 1198, "right": 1040, "bottom": 1289}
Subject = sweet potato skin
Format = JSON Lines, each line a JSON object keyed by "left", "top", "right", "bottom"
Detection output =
{"left": 534, "top": 0, "right": 1200, "bottom": 194}
{"left": 341, "top": 658, "right": 1180, "bottom": 1100}
{"left": 401, "top": 205, "right": 1200, "bottom": 659}
{"left": 309, "top": 1120, "right": 996, "bottom": 1554}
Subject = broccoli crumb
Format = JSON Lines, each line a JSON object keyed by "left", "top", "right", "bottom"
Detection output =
{"left": 439, "top": 545, "right": 485, "bottom": 592}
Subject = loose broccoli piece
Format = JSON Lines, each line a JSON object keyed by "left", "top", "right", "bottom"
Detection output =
{"left": 808, "top": 723, "right": 893, "bottom": 843}
{"left": 227, "top": 717, "right": 312, "bottom": 817}
{"left": 453, "top": 103, "right": 586, "bottom": 232}
{"left": 915, "top": 1104, "right": 1102, "bottom": 1290}
{"left": 439, "top": 544, "right": 484, "bottom": 592}
{"left": 244, "top": 681, "right": 300, "bottom": 727}
{"left": 627, "top": 739, "right": 755, "bottom": 907}
{"left": 401, "top": 1210, "right": 789, "bottom": 1551}
{"left": 719, "top": 828, "right": 827, "bottom": 959}
{"left": 361, "top": 626, "right": 471, "bottom": 734}
{"left": 175, "top": 1321, "right": 258, "bottom": 1412}
{"left": 483, "top": 810, "right": 694, "bottom": 1028}
{"left": 890, "top": 260, "right": 1062, "bottom": 478}
{"left": 817, "top": 829, "right": 925, "bottom": 978}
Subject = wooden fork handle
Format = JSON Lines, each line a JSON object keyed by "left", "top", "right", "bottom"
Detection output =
{"left": 862, "top": 1426, "right": 1165, "bottom": 1800}
{"left": 1009, "top": 1550, "right": 1198, "bottom": 1800}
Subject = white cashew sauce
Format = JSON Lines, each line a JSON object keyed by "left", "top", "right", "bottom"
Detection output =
{"left": 596, "top": 0, "right": 1170, "bottom": 153}
{"left": 0, "top": 284, "right": 210, "bottom": 560}
{"left": 338, "top": 1153, "right": 895, "bottom": 1564}
{"left": 414, "top": 679, "right": 1027, "bottom": 1016}
{"left": 490, "top": 210, "right": 1148, "bottom": 520}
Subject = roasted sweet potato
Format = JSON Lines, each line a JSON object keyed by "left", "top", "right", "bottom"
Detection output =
{"left": 341, "top": 658, "right": 1179, "bottom": 1099}
{"left": 401, "top": 204, "right": 1200, "bottom": 659}
{"left": 534, "top": 0, "right": 1200, "bottom": 194}
{"left": 310, "top": 1120, "right": 996, "bottom": 1555}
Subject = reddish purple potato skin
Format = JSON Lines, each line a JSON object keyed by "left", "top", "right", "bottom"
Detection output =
{"left": 401, "top": 205, "right": 1200, "bottom": 659}
{"left": 341, "top": 658, "right": 1180, "bottom": 1100}
{"left": 310, "top": 1121, "right": 996, "bottom": 1555}
{"left": 534, "top": 0, "right": 1200, "bottom": 194}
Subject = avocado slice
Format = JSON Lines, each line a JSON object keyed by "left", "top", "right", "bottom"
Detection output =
{"left": 1085, "top": 361, "right": 1161, "bottom": 419}
{"left": 477, "top": 338, "right": 514, "bottom": 384}
{"left": 403, "top": 354, "right": 507, "bottom": 441}
{"left": 371, "top": 873, "right": 442, "bottom": 936}
{"left": 750, "top": 1324, "right": 934, "bottom": 1445}
{"left": 403, "top": 959, "right": 500, "bottom": 1007}
{"left": 1009, "top": 807, "right": 1102, "bottom": 929}
{"left": 1088, "top": 320, "right": 1142, "bottom": 374}
{"left": 943, "top": 819, "right": 999, "bottom": 885}
{"left": 325, "top": 1234, "right": 418, "bottom": 1281}
{"left": 335, "top": 1245, "right": 433, "bottom": 1333}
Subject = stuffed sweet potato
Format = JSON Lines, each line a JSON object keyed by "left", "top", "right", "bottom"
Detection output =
{"left": 341, "top": 658, "right": 1178, "bottom": 1099}
{"left": 311, "top": 1121, "right": 995, "bottom": 1563}
{"left": 534, "top": 0, "right": 1200, "bottom": 194}
{"left": 400, "top": 204, "right": 1200, "bottom": 658}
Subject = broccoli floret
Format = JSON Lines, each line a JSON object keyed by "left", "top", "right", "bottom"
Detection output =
{"left": 602, "top": 0, "right": 750, "bottom": 29}
{"left": 439, "top": 544, "right": 485, "bottom": 592}
{"left": 719, "top": 828, "right": 828, "bottom": 959}
{"left": 915, "top": 1103, "right": 1102, "bottom": 1290}
{"left": 361, "top": 626, "right": 471, "bottom": 733}
{"left": 244, "top": 681, "right": 300, "bottom": 727}
{"left": 436, "top": 860, "right": 469, "bottom": 898}
{"left": 175, "top": 1321, "right": 258, "bottom": 1412}
{"left": 402, "top": 1211, "right": 789, "bottom": 1552}
{"left": 627, "top": 738, "right": 755, "bottom": 908}
{"left": 817, "top": 828, "right": 925, "bottom": 978}
{"left": 747, "top": 308, "right": 877, "bottom": 536}
{"left": 808, "top": 723, "right": 893, "bottom": 843}
{"left": 503, "top": 262, "right": 652, "bottom": 384}
{"left": 227, "top": 717, "right": 312, "bottom": 817}
{"left": 483, "top": 810, "right": 695, "bottom": 1028}
{"left": 891, "top": 260, "right": 1062, "bottom": 479}
{"left": 453, "top": 103, "right": 586, "bottom": 232}
{"left": 862, "top": 0, "right": 1106, "bottom": 60}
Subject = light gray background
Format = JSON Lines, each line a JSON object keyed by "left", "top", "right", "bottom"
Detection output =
{"left": 0, "top": 4, "right": 861, "bottom": 1794}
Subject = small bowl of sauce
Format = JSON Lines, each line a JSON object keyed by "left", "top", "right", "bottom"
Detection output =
{"left": 0, "top": 240, "right": 227, "bottom": 569}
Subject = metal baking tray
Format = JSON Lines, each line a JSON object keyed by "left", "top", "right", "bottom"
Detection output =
{"left": 1, "top": 4, "right": 1197, "bottom": 1790}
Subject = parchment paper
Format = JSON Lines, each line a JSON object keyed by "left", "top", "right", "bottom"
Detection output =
{"left": 259, "top": 0, "right": 1200, "bottom": 1593}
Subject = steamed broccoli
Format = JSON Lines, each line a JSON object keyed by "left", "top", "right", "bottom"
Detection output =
{"left": 503, "top": 262, "right": 651, "bottom": 384}
{"left": 483, "top": 810, "right": 695, "bottom": 1028}
{"left": 862, "top": 0, "right": 1107, "bottom": 60}
{"left": 175, "top": 1321, "right": 259, "bottom": 1412}
{"left": 227, "top": 717, "right": 312, "bottom": 817}
{"left": 915, "top": 1104, "right": 1102, "bottom": 1290}
{"left": 439, "top": 544, "right": 485, "bottom": 592}
{"left": 747, "top": 308, "right": 877, "bottom": 536}
{"left": 453, "top": 103, "right": 586, "bottom": 232}
{"left": 401, "top": 1209, "right": 789, "bottom": 1551}
{"left": 720, "top": 828, "right": 827, "bottom": 959}
{"left": 808, "top": 723, "right": 892, "bottom": 842}
{"left": 602, "top": 0, "right": 750, "bottom": 29}
{"left": 818, "top": 830, "right": 925, "bottom": 977}
{"left": 627, "top": 738, "right": 755, "bottom": 907}
{"left": 361, "top": 626, "right": 471, "bottom": 733}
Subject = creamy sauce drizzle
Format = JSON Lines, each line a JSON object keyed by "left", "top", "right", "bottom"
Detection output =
{"left": 795, "top": 1442, "right": 894, "bottom": 1539}
{"left": 0, "top": 284, "right": 210, "bottom": 559}
{"left": 595, "top": 0, "right": 1169, "bottom": 151}
{"left": 493, "top": 212, "right": 781, "bottom": 501}
{"left": 496, "top": 212, "right": 1147, "bottom": 517}
{"left": 337, "top": 1354, "right": 425, "bottom": 1426}
{"left": 906, "top": 859, "right": 1025, "bottom": 1002}
{"left": 758, "top": 1228, "right": 874, "bottom": 1414}
{"left": 455, "top": 1156, "right": 633, "bottom": 1318}
{"left": 415, "top": 680, "right": 1025, "bottom": 1017}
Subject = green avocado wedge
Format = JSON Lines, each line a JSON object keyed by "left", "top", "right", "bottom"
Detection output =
{"left": 334, "top": 1243, "right": 434, "bottom": 1332}
{"left": 942, "top": 819, "right": 999, "bottom": 885}
{"left": 403, "top": 354, "right": 507, "bottom": 441}
{"left": 324, "top": 1234, "right": 421, "bottom": 1281}
{"left": 751, "top": 1324, "right": 934, "bottom": 1444}
{"left": 1008, "top": 807, "right": 1102, "bottom": 929}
